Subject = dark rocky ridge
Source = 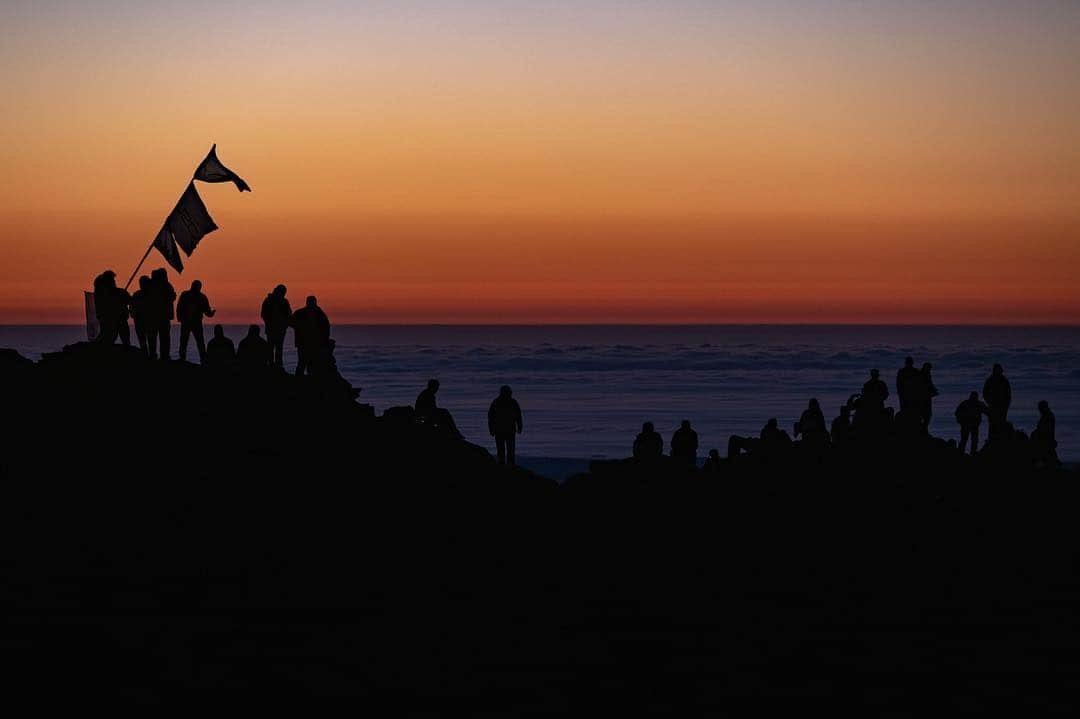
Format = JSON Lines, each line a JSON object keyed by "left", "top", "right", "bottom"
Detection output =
{"left": 2, "top": 343, "right": 1079, "bottom": 711}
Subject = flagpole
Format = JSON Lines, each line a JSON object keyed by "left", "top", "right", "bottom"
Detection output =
{"left": 124, "top": 238, "right": 157, "bottom": 291}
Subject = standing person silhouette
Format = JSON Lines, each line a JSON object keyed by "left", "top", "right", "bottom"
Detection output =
{"left": 917, "top": 362, "right": 939, "bottom": 434}
{"left": 982, "top": 363, "right": 1012, "bottom": 442}
{"left": 954, "top": 392, "right": 987, "bottom": 456}
{"left": 861, "top": 369, "right": 889, "bottom": 420}
{"left": 148, "top": 268, "right": 176, "bottom": 361}
{"left": 261, "top": 284, "right": 292, "bottom": 369}
{"left": 176, "top": 280, "right": 215, "bottom": 363}
{"left": 1031, "top": 400, "right": 1059, "bottom": 466}
{"left": 488, "top": 385, "right": 523, "bottom": 465}
{"left": 92, "top": 270, "right": 128, "bottom": 346}
{"left": 129, "top": 275, "right": 153, "bottom": 356}
{"left": 896, "top": 356, "right": 919, "bottom": 414}
{"left": 289, "top": 295, "right": 330, "bottom": 376}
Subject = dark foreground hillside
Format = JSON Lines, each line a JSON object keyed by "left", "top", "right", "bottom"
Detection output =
{"left": 2, "top": 343, "right": 1079, "bottom": 712}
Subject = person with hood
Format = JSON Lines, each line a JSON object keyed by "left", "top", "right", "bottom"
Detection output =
{"left": 633, "top": 421, "right": 664, "bottom": 459}
{"left": 289, "top": 295, "right": 331, "bottom": 376}
{"left": 148, "top": 268, "right": 176, "bottom": 361}
{"left": 176, "top": 280, "right": 216, "bottom": 363}
{"left": 261, "top": 284, "right": 292, "bottom": 368}
{"left": 237, "top": 324, "right": 272, "bottom": 369}
{"left": 488, "top": 385, "right": 524, "bottom": 465}
{"left": 670, "top": 420, "right": 699, "bottom": 468}
{"left": 794, "top": 398, "right": 828, "bottom": 445}
{"left": 204, "top": 325, "right": 235, "bottom": 367}
{"left": 1031, "top": 400, "right": 1059, "bottom": 466}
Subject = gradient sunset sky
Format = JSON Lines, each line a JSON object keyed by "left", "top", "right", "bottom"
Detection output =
{"left": 2, "top": 0, "right": 1078, "bottom": 323}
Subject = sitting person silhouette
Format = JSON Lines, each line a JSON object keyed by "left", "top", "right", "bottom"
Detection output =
{"left": 670, "top": 420, "right": 699, "bottom": 468}
{"left": 794, "top": 398, "right": 828, "bottom": 446}
{"left": 702, "top": 449, "right": 722, "bottom": 472}
{"left": 954, "top": 391, "right": 987, "bottom": 456}
{"left": 830, "top": 403, "right": 852, "bottom": 447}
{"left": 204, "top": 325, "right": 235, "bottom": 367}
{"left": 488, "top": 385, "right": 523, "bottom": 465}
{"left": 237, "top": 324, "right": 272, "bottom": 369}
{"left": 1031, "top": 400, "right": 1059, "bottom": 467}
{"left": 415, "top": 379, "right": 463, "bottom": 439}
{"left": 633, "top": 421, "right": 664, "bottom": 460}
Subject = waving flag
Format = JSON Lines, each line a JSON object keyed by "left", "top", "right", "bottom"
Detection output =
{"left": 141, "top": 146, "right": 248, "bottom": 278}
{"left": 194, "top": 144, "right": 251, "bottom": 192}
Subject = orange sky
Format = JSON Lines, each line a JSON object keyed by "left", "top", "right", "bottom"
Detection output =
{"left": 2, "top": 1, "right": 1079, "bottom": 323}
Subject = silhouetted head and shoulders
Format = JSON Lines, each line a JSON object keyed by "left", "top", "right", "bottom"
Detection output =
{"left": 177, "top": 280, "right": 214, "bottom": 324}
{"left": 205, "top": 324, "right": 235, "bottom": 366}
{"left": 237, "top": 324, "right": 272, "bottom": 367}
{"left": 955, "top": 392, "right": 987, "bottom": 424}
{"left": 633, "top": 421, "right": 664, "bottom": 459}
{"left": 290, "top": 296, "right": 331, "bottom": 346}
{"left": 416, "top": 379, "right": 440, "bottom": 415}
{"left": 983, "top": 363, "right": 1012, "bottom": 406}
{"left": 262, "top": 284, "right": 292, "bottom": 321}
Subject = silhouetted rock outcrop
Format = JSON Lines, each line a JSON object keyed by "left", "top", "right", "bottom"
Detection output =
{"left": 1, "top": 343, "right": 1078, "bottom": 711}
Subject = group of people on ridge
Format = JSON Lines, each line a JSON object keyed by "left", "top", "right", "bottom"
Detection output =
{"left": 92, "top": 271, "right": 1062, "bottom": 470}
{"left": 93, "top": 270, "right": 334, "bottom": 376}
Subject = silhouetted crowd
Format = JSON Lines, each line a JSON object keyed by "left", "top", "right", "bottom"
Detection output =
{"left": 634, "top": 355, "right": 1060, "bottom": 469}
{"left": 93, "top": 270, "right": 335, "bottom": 376}
{"left": 92, "top": 269, "right": 1062, "bottom": 471}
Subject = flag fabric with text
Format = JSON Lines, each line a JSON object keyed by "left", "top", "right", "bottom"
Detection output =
{"left": 194, "top": 144, "right": 251, "bottom": 192}
{"left": 146, "top": 145, "right": 248, "bottom": 276}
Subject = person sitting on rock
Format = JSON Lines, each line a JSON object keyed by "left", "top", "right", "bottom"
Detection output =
{"left": 794, "top": 398, "right": 828, "bottom": 446}
{"left": 1031, "top": 400, "right": 1059, "bottom": 467}
{"left": 415, "top": 379, "right": 463, "bottom": 439}
{"left": 488, "top": 385, "right": 523, "bottom": 465}
{"left": 633, "top": 421, "right": 664, "bottom": 460}
{"left": 954, "top": 391, "right": 987, "bottom": 456}
{"left": 236, "top": 324, "right": 272, "bottom": 369}
{"left": 670, "top": 420, "right": 699, "bottom": 468}
{"left": 830, "top": 403, "right": 852, "bottom": 447}
{"left": 204, "top": 325, "right": 235, "bottom": 367}
{"left": 702, "top": 448, "right": 722, "bottom": 472}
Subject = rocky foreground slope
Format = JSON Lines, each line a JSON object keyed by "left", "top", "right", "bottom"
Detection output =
{"left": 2, "top": 343, "right": 1078, "bottom": 711}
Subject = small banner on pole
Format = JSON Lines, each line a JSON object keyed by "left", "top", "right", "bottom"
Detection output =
{"left": 84, "top": 291, "right": 99, "bottom": 341}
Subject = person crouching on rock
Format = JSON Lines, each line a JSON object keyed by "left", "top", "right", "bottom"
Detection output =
{"left": 415, "top": 379, "right": 463, "bottom": 439}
